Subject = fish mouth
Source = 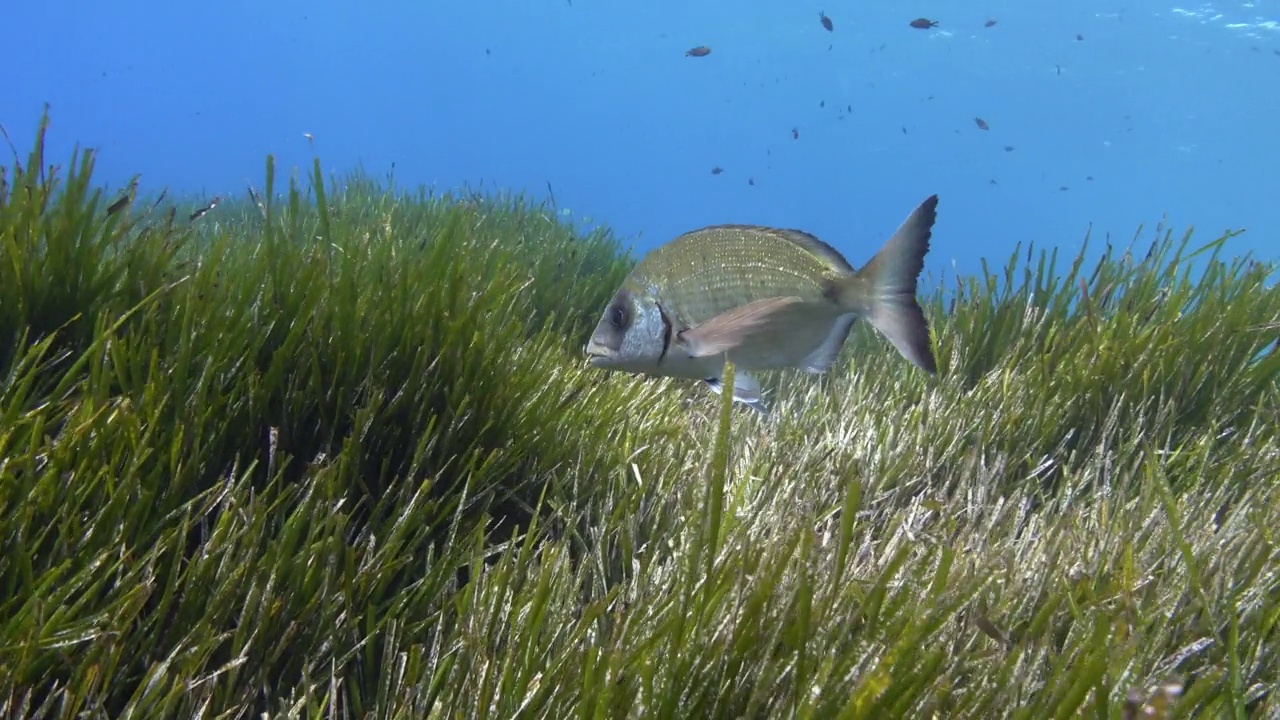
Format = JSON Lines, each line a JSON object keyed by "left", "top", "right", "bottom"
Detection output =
{"left": 584, "top": 340, "right": 613, "bottom": 367}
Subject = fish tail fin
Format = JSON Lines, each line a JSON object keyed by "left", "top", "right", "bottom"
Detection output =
{"left": 827, "top": 194, "right": 939, "bottom": 374}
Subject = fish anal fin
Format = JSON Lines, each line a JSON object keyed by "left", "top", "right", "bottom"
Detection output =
{"left": 801, "top": 313, "right": 857, "bottom": 373}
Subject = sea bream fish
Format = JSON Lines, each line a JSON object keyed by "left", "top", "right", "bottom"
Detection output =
{"left": 584, "top": 194, "right": 940, "bottom": 412}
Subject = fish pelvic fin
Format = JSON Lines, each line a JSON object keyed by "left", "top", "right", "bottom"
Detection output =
{"left": 704, "top": 373, "right": 770, "bottom": 415}
{"left": 825, "top": 194, "right": 939, "bottom": 374}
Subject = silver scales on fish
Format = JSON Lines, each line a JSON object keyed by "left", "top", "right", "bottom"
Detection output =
{"left": 584, "top": 194, "right": 940, "bottom": 414}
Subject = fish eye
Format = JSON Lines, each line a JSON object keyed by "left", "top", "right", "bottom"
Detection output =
{"left": 608, "top": 302, "right": 628, "bottom": 329}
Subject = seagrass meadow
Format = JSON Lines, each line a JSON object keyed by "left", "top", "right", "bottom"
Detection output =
{"left": 1, "top": 110, "right": 1278, "bottom": 719}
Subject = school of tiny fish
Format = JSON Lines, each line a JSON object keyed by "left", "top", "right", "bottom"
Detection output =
{"left": 674, "top": 11, "right": 1109, "bottom": 189}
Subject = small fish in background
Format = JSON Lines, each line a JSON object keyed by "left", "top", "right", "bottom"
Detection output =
{"left": 910, "top": 18, "right": 939, "bottom": 29}
{"left": 686, "top": 46, "right": 711, "bottom": 57}
{"left": 710, "top": 166, "right": 724, "bottom": 175}
{"left": 1076, "top": 33, "right": 1084, "bottom": 41}
{"left": 584, "top": 195, "right": 941, "bottom": 413}
{"left": 189, "top": 196, "right": 221, "bottom": 221}
{"left": 1004, "top": 145, "right": 1015, "bottom": 151}
{"left": 303, "top": 132, "right": 314, "bottom": 147}
{"left": 105, "top": 177, "right": 139, "bottom": 216}
{"left": 246, "top": 183, "right": 267, "bottom": 220}
{"left": 748, "top": 178, "right": 755, "bottom": 186}
{"left": 819, "top": 11, "right": 834, "bottom": 32}
{"left": 106, "top": 193, "right": 131, "bottom": 216}
{"left": 791, "top": 127, "right": 800, "bottom": 139}
{"left": 984, "top": 19, "right": 998, "bottom": 27}
{"left": 1122, "top": 678, "right": 1183, "bottom": 720}
{"left": 974, "top": 117, "right": 989, "bottom": 130}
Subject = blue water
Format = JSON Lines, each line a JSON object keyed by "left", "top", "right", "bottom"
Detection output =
{"left": 4, "top": 0, "right": 1277, "bottom": 281}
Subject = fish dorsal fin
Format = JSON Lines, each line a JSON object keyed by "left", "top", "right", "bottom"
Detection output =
{"left": 768, "top": 227, "right": 856, "bottom": 274}
{"left": 698, "top": 224, "right": 856, "bottom": 275}
{"left": 676, "top": 296, "right": 808, "bottom": 358}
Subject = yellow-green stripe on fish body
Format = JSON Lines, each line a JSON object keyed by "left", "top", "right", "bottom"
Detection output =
{"left": 585, "top": 194, "right": 939, "bottom": 412}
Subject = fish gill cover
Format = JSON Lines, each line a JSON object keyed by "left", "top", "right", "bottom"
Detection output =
{"left": 1, "top": 1, "right": 1279, "bottom": 717}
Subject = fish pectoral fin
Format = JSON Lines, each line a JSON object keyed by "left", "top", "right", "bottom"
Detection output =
{"left": 677, "top": 296, "right": 807, "bottom": 358}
